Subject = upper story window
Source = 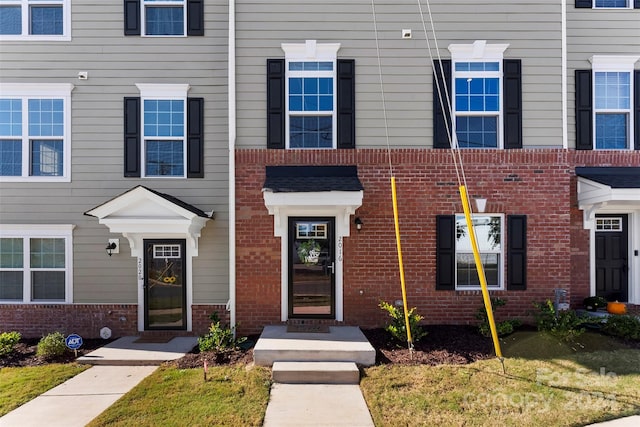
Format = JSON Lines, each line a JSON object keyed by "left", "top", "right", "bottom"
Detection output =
{"left": 282, "top": 41, "right": 340, "bottom": 149}
{"left": 0, "top": 0, "right": 70, "bottom": 40}
{"left": 575, "top": 55, "right": 640, "bottom": 150}
{"left": 267, "top": 40, "right": 355, "bottom": 150}
{"left": 124, "top": 84, "right": 204, "bottom": 178}
{"left": 124, "top": 0, "right": 203, "bottom": 37}
{"left": 449, "top": 41, "right": 509, "bottom": 149}
{"left": 575, "top": 0, "right": 639, "bottom": 8}
{"left": 0, "top": 83, "right": 73, "bottom": 182}
{"left": 0, "top": 224, "right": 74, "bottom": 303}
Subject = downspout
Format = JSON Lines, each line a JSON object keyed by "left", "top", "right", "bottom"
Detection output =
{"left": 228, "top": 0, "right": 237, "bottom": 330}
{"left": 562, "top": 0, "right": 568, "bottom": 149}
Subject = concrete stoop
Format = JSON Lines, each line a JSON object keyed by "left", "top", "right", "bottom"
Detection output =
{"left": 272, "top": 361, "right": 360, "bottom": 384}
{"left": 253, "top": 325, "right": 376, "bottom": 367}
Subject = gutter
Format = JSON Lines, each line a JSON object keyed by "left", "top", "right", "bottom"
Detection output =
{"left": 228, "top": 0, "right": 237, "bottom": 330}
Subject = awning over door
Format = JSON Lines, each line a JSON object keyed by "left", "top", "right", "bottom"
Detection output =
{"left": 576, "top": 167, "right": 640, "bottom": 228}
{"left": 85, "top": 185, "right": 212, "bottom": 256}
{"left": 262, "top": 165, "right": 364, "bottom": 237}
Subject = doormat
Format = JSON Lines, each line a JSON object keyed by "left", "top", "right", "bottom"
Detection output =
{"left": 286, "top": 324, "right": 330, "bottom": 333}
{"left": 134, "top": 336, "right": 175, "bottom": 344}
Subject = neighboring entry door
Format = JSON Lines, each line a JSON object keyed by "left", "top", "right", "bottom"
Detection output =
{"left": 144, "top": 239, "right": 187, "bottom": 330}
{"left": 595, "top": 215, "right": 629, "bottom": 302}
{"left": 289, "top": 218, "right": 335, "bottom": 318}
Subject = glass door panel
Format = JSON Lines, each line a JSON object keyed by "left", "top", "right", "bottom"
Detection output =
{"left": 144, "top": 240, "right": 187, "bottom": 330}
{"left": 289, "top": 218, "right": 335, "bottom": 318}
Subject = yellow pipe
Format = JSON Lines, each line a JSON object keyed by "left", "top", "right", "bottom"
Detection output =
{"left": 391, "top": 177, "right": 413, "bottom": 348}
{"left": 459, "top": 185, "right": 503, "bottom": 359}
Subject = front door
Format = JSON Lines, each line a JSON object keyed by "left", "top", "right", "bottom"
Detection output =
{"left": 289, "top": 218, "right": 335, "bottom": 318}
{"left": 144, "top": 239, "right": 187, "bottom": 330}
{"left": 595, "top": 214, "right": 629, "bottom": 302}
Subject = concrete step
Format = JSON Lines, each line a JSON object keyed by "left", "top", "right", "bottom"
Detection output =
{"left": 253, "top": 326, "right": 376, "bottom": 367}
{"left": 272, "top": 361, "right": 360, "bottom": 384}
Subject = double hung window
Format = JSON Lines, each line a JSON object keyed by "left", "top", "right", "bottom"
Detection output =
{"left": 142, "top": 0, "right": 185, "bottom": 36}
{"left": 575, "top": 0, "right": 639, "bottom": 9}
{"left": 0, "top": 225, "right": 73, "bottom": 302}
{"left": 0, "top": 83, "right": 73, "bottom": 181}
{"left": 143, "top": 99, "right": 185, "bottom": 176}
{"left": 0, "top": 0, "right": 70, "bottom": 39}
{"left": 454, "top": 214, "right": 503, "bottom": 289}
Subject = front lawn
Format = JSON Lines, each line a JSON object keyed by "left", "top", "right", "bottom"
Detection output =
{"left": 0, "top": 364, "right": 89, "bottom": 416}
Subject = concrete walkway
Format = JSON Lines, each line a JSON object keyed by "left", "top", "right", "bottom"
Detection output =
{"left": 0, "top": 336, "right": 198, "bottom": 427}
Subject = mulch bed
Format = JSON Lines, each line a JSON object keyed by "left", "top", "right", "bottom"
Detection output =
{"left": 2, "top": 326, "right": 496, "bottom": 369}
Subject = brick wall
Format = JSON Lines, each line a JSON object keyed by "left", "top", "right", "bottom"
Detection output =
{"left": 1, "top": 303, "right": 228, "bottom": 338}
{"left": 235, "top": 148, "right": 577, "bottom": 334}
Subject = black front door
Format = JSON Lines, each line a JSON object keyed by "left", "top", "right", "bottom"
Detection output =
{"left": 595, "top": 214, "right": 629, "bottom": 302}
{"left": 288, "top": 218, "right": 335, "bottom": 318}
{"left": 144, "top": 239, "right": 187, "bottom": 330}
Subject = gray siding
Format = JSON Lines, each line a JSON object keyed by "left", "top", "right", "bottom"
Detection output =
{"left": 236, "top": 0, "right": 563, "bottom": 149}
{"left": 567, "top": 5, "right": 640, "bottom": 149}
{"left": 0, "top": 1, "right": 230, "bottom": 304}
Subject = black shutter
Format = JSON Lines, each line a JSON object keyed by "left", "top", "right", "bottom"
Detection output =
{"left": 267, "top": 59, "right": 285, "bottom": 149}
{"left": 187, "top": 98, "right": 204, "bottom": 178}
{"left": 433, "top": 60, "right": 452, "bottom": 149}
{"left": 124, "top": 97, "right": 141, "bottom": 177}
{"left": 575, "top": 0, "right": 592, "bottom": 7}
{"left": 436, "top": 215, "right": 456, "bottom": 291}
{"left": 635, "top": 71, "right": 640, "bottom": 150}
{"left": 503, "top": 59, "right": 522, "bottom": 149}
{"left": 187, "top": 0, "right": 204, "bottom": 36}
{"left": 124, "top": 0, "right": 141, "bottom": 35}
{"left": 337, "top": 59, "right": 356, "bottom": 149}
{"left": 507, "top": 215, "right": 527, "bottom": 291}
{"left": 575, "top": 70, "right": 593, "bottom": 150}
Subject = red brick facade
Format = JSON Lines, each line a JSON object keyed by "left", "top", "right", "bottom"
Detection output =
{"left": 235, "top": 148, "right": 640, "bottom": 334}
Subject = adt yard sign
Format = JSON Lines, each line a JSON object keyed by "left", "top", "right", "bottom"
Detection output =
{"left": 65, "top": 334, "right": 83, "bottom": 350}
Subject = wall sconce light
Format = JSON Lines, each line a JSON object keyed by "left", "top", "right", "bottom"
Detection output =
{"left": 354, "top": 217, "right": 363, "bottom": 231}
{"left": 105, "top": 239, "right": 118, "bottom": 256}
{"left": 474, "top": 198, "right": 487, "bottom": 213}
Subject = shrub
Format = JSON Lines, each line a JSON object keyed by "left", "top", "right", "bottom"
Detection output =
{"left": 532, "top": 300, "right": 591, "bottom": 342}
{"left": 0, "top": 331, "right": 22, "bottom": 357}
{"left": 475, "top": 298, "right": 521, "bottom": 337}
{"left": 198, "top": 312, "right": 246, "bottom": 352}
{"left": 603, "top": 315, "right": 640, "bottom": 341}
{"left": 379, "top": 300, "right": 427, "bottom": 344}
{"left": 36, "top": 332, "right": 67, "bottom": 359}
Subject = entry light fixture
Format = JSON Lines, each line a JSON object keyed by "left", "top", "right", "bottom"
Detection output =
{"left": 105, "top": 240, "right": 118, "bottom": 257}
{"left": 354, "top": 217, "right": 363, "bottom": 231}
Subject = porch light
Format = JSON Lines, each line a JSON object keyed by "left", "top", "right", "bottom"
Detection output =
{"left": 354, "top": 217, "right": 363, "bottom": 231}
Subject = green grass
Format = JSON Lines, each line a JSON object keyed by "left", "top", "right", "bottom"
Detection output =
{"left": 87, "top": 365, "right": 272, "bottom": 427}
{"left": 362, "top": 332, "right": 640, "bottom": 427}
{"left": 0, "top": 363, "right": 89, "bottom": 416}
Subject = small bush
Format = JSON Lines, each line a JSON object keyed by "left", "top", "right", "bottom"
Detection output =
{"left": 532, "top": 300, "right": 591, "bottom": 342}
{"left": 0, "top": 331, "right": 22, "bottom": 357}
{"left": 603, "top": 315, "right": 640, "bottom": 341}
{"left": 475, "top": 298, "right": 521, "bottom": 337}
{"left": 379, "top": 300, "right": 427, "bottom": 344}
{"left": 198, "top": 312, "right": 246, "bottom": 352}
{"left": 36, "top": 332, "right": 67, "bottom": 359}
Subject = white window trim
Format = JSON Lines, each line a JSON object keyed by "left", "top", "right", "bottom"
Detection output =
{"left": 0, "top": 0, "right": 71, "bottom": 41}
{"left": 141, "top": 0, "right": 187, "bottom": 38}
{"left": 454, "top": 213, "right": 505, "bottom": 291}
{"left": 0, "top": 83, "right": 74, "bottom": 182}
{"left": 589, "top": 55, "right": 639, "bottom": 150}
{"left": 135, "top": 83, "right": 190, "bottom": 178}
{"left": 281, "top": 40, "right": 341, "bottom": 150}
{"left": 0, "top": 224, "right": 75, "bottom": 303}
{"left": 448, "top": 41, "right": 509, "bottom": 149}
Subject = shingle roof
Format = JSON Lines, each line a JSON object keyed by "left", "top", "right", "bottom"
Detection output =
{"left": 575, "top": 167, "right": 640, "bottom": 189}
{"left": 263, "top": 166, "right": 364, "bottom": 193}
